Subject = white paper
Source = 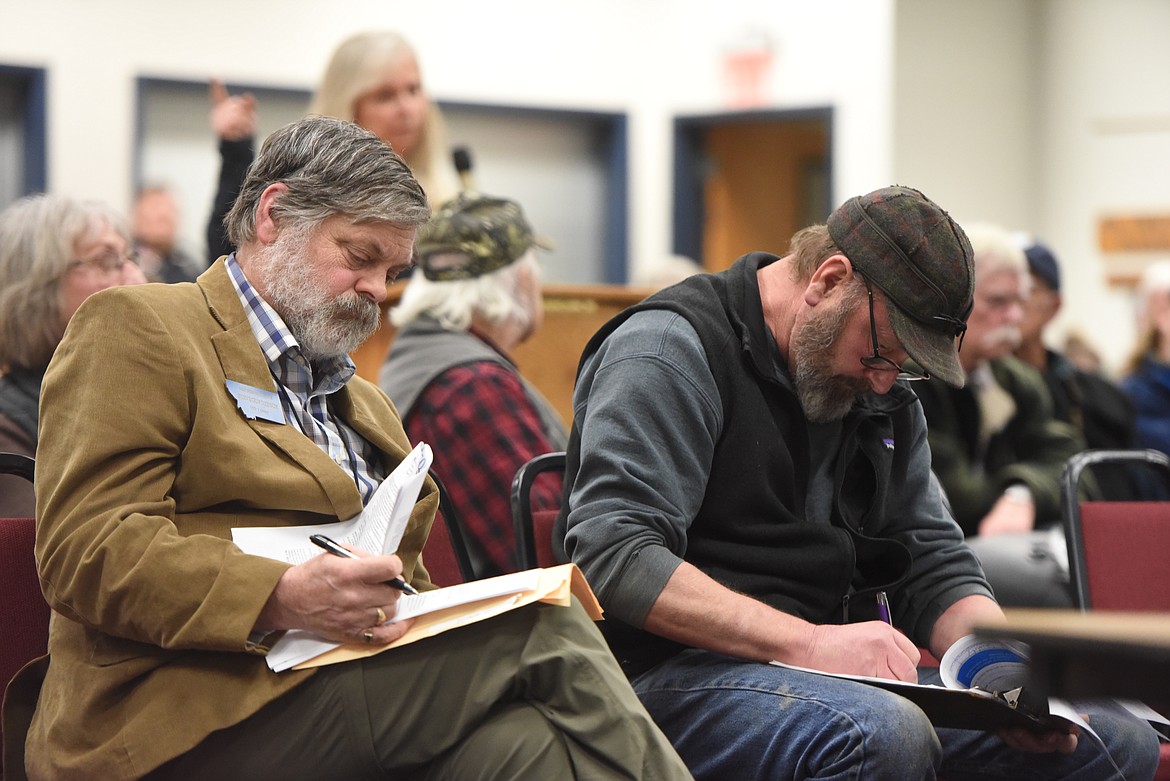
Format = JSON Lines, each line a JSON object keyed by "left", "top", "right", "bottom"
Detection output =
{"left": 1116, "top": 700, "right": 1170, "bottom": 727}
{"left": 229, "top": 441, "right": 436, "bottom": 671}
{"left": 231, "top": 441, "right": 433, "bottom": 562}
{"left": 939, "top": 633, "right": 1031, "bottom": 691}
{"left": 263, "top": 570, "right": 542, "bottom": 671}
{"left": 358, "top": 441, "right": 433, "bottom": 555}
{"left": 390, "top": 569, "right": 542, "bottom": 622}
{"left": 1047, "top": 698, "right": 1100, "bottom": 742}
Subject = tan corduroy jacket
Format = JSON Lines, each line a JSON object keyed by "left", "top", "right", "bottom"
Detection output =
{"left": 16, "top": 260, "right": 437, "bottom": 780}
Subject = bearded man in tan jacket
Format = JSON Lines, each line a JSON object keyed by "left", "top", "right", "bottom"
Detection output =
{"left": 4, "top": 116, "right": 690, "bottom": 781}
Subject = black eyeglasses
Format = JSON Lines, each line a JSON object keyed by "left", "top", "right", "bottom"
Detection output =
{"left": 858, "top": 275, "right": 930, "bottom": 382}
{"left": 67, "top": 248, "right": 140, "bottom": 275}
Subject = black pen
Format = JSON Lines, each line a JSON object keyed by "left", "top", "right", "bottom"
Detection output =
{"left": 309, "top": 534, "right": 420, "bottom": 596}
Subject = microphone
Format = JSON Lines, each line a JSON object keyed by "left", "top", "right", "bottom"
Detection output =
{"left": 452, "top": 146, "right": 475, "bottom": 193}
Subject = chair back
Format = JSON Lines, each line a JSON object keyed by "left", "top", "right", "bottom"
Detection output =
{"left": 421, "top": 505, "right": 466, "bottom": 588}
{"left": 0, "top": 453, "right": 47, "bottom": 780}
{"left": 424, "top": 469, "right": 475, "bottom": 584}
{"left": 0, "top": 513, "right": 49, "bottom": 682}
{"left": 510, "top": 452, "right": 566, "bottom": 571}
{"left": 0, "top": 449, "right": 35, "bottom": 521}
{"left": 1061, "top": 449, "right": 1170, "bottom": 611}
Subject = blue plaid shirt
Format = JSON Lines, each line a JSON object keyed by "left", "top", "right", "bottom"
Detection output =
{"left": 225, "top": 254, "right": 384, "bottom": 503}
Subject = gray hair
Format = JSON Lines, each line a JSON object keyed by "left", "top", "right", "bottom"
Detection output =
{"left": 0, "top": 194, "right": 128, "bottom": 370}
{"left": 964, "top": 222, "right": 1029, "bottom": 278}
{"left": 225, "top": 115, "right": 430, "bottom": 246}
{"left": 390, "top": 249, "right": 539, "bottom": 332}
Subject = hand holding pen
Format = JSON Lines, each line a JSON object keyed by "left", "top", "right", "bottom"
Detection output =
{"left": 252, "top": 534, "right": 416, "bottom": 645}
{"left": 308, "top": 534, "right": 419, "bottom": 645}
{"left": 310, "top": 534, "right": 420, "bottom": 595}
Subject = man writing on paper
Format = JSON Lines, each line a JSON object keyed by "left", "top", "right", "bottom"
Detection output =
{"left": 8, "top": 116, "right": 691, "bottom": 781}
{"left": 556, "top": 186, "right": 1161, "bottom": 780}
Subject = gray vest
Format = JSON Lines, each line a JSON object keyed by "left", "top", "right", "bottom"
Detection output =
{"left": 379, "top": 317, "right": 568, "bottom": 449}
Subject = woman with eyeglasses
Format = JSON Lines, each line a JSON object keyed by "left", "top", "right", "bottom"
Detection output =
{"left": 0, "top": 194, "right": 147, "bottom": 517}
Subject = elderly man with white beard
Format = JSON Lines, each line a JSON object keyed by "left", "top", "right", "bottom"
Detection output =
{"left": 913, "top": 222, "right": 1084, "bottom": 609}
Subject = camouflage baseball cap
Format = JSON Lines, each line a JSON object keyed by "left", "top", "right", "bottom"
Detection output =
{"left": 415, "top": 193, "right": 551, "bottom": 282}
{"left": 826, "top": 186, "right": 974, "bottom": 387}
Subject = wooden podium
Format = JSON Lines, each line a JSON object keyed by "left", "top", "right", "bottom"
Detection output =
{"left": 351, "top": 284, "right": 656, "bottom": 427}
{"left": 977, "top": 609, "right": 1170, "bottom": 714}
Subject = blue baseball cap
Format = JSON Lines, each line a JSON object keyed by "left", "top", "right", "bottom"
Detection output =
{"left": 1023, "top": 241, "right": 1061, "bottom": 292}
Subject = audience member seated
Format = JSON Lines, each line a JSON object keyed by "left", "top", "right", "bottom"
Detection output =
{"left": 0, "top": 194, "right": 146, "bottom": 518}
{"left": 380, "top": 193, "right": 566, "bottom": 579}
{"left": 1122, "top": 260, "right": 1170, "bottom": 457}
{"left": 207, "top": 30, "right": 458, "bottom": 262}
{"left": 915, "top": 223, "right": 1083, "bottom": 608}
{"left": 1013, "top": 237, "right": 1139, "bottom": 498}
{"left": 554, "top": 186, "right": 1159, "bottom": 780}
{"left": 4, "top": 116, "right": 688, "bottom": 781}
{"left": 132, "top": 185, "right": 201, "bottom": 283}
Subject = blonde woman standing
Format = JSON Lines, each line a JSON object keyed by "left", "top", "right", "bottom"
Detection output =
{"left": 206, "top": 31, "right": 458, "bottom": 262}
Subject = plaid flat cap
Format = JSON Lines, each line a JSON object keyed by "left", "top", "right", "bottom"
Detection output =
{"left": 827, "top": 185, "right": 974, "bottom": 387}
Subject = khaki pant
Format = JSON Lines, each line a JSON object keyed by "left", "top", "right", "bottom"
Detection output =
{"left": 145, "top": 597, "right": 692, "bottom": 780}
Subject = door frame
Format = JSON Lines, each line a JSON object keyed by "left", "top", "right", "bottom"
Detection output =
{"left": 672, "top": 106, "right": 833, "bottom": 264}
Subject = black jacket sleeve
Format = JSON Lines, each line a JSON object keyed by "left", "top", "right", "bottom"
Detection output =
{"left": 205, "top": 137, "right": 254, "bottom": 265}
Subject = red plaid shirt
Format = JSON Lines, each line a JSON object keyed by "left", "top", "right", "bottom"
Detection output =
{"left": 403, "top": 361, "right": 562, "bottom": 576}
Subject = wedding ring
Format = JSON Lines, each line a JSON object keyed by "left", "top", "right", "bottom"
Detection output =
{"left": 362, "top": 629, "right": 375, "bottom": 643}
{"left": 374, "top": 606, "right": 387, "bottom": 625}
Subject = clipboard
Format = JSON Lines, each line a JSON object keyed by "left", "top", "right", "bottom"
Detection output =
{"left": 769, "top": 664, "right": 1074, "bottom": 731}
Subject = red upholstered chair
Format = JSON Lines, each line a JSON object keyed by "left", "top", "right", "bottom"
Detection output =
{"left": 1060, "top": 449, "right": 1170, "bottom": 779}
{"left": 0, "top": 452, "right": 48, "bottom": 780}
{"left": 1061, "top": 449, "right": 1170, "bottom": 611}
{"left": 0, "top": 511, "right": 46, "bottom": 682}
{"left": 510, "top": 452, "right": 565, "bottom": 571}
{"left": 422, "top": 469, "right": 475, "bottom": 586}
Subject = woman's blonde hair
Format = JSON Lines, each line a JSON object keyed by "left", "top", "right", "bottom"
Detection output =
{"left": 0, "top": 194, "right": 128, "bottom": 371}
{"left": 309, "top": 31, "right": 457, "bottom": 205}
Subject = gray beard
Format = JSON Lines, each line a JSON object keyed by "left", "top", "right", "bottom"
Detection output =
{"left": 790, "top": 291, "right": 871, "bottom": 423}
{"left": 252, "top": 227, "right": 381, "bottom": 361}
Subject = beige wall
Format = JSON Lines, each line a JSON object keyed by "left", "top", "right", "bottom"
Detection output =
{"left": 894, "top": 0, "right": 1170, "bottom": 375}
{"left": 0, "top": 0, "right": 894, "bottom": 283}
{"left": 3, "top": 0, "right": 1169, "bottom": 370}
{"left": 894, "top": 0, "right": 1040, "bottom": 228}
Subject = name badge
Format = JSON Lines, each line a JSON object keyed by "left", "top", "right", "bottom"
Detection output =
{"left": 225, "top": 379, "right": 286, "bottom": 424}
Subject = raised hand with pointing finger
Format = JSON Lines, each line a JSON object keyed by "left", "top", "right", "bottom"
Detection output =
{"left": 205, "top": 77, "right": 258, "bottom": 262}
{"left": 209, "top": 77, "right": 257, "bottom": 142}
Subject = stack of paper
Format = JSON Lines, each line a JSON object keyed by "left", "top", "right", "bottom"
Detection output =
{"left": 230, "top": 442, "right": 601, "bottom": 672}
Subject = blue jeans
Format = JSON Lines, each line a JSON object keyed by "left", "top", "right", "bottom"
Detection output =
{"left": 633, "top": 649, "right": 1160, "bottom": 781}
